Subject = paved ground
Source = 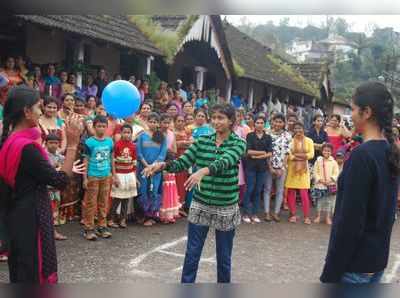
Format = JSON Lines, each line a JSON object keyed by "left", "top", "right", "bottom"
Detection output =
{"left": 1, "top": 211, "right": 399, "bottom": 283}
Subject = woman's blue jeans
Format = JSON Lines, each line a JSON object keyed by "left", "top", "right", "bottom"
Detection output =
{"left": 243, "top": 170, "right": 267, "bottom": 216}
{"left": 341, "top": 271, "right": 384, "bottom": 284}
{"left": 181, "top": 222, "right": 235, "bottom": 283}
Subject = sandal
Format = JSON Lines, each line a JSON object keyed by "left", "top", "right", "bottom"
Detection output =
{"left": 54, "top": 231, "right": 67, "bottom": 241}
{"left": 119, "top": 220, "right": 127, "bottom": 228}
{"left": 0, "top": 255, "right": 8, "bottom": 262}
{"left": 179, "top": 210, "right": 188, "bottom": 217}
{"left": 143, "top": 220, "right": 153, "bottom": 227}
{"left": 304, "top": 218, "right": 312, "bottom": 225}
{"left": 288, "top": 216, "right": 297, "bottom": 223}
{"left": 83, "top": 230, "right": 97, "bottom": 241}
{"left": 108, "top": 221, "right": 119, "bottom": 229}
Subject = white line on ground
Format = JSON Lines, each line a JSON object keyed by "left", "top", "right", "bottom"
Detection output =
{"left": 158, "top": 250, "right": 186, "bottom": 258}
{"left": 383, "top": 254, "right": 400, "bottom": 283}
{"left": 129, "top": 236, "right": 188, "bottom": 268}
{"left": 130, "top": 269, "right": 156, "bottom": 278}
{"left": 170, "top": 255, "right": 216, "bottom": 273}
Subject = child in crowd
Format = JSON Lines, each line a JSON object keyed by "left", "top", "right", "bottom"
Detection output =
{"left": 136, "top": 113, "right": 167, "bottom": 227}
{"left": 45, "top": 133, "right": 67, "bottom": 240}
{"left": 159, "top": 114, "right": 181, "bottom": 224}
{"left": 335, "top": 150, "right": 345, "bottom": 173}
{"left": 82, "top": 115, "right": 114, "bottom": 240}
{"left": 109, "top": 124, "right": 138, "bottom": 228}
{"left": 312, "top": 143, "right": 339, "bottom": 225}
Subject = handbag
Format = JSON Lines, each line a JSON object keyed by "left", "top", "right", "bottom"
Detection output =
{"left": 311, "top": 188, "right": 328, "bottom": 200}
{"left": 323, "top": 159, "right": 337, "bottom": 195}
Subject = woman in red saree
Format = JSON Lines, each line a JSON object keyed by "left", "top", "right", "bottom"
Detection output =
{"left": 0, "top": 86, "right": 82, "bottom": 283}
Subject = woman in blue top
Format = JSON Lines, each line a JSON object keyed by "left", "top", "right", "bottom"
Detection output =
{"left": 136, "top": 113, "right": 167, "bottom": 227}
{"left": 321, "top": 81, "right": 400, "bottom": 284}
{"left": 192, "top": 108, "right": 214, "bottom": 139}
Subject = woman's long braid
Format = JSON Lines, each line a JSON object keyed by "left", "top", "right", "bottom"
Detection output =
{"left": 379, "top": 90, "right": 400, "bottom": 177}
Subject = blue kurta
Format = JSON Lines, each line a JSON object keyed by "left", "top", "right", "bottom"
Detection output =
{"left": 136, "top": 132, "right": 167, "bottom": 217}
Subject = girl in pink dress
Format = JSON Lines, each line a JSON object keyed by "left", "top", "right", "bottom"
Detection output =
{"left": 159, "top": 114, "right": 181, "bottom": 223}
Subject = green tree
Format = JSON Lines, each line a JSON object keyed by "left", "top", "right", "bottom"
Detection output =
{"left": 333, "top": 18, "right": 350, "bottom": 35}
{"left": 279, "top": 17, "right": 290, "bottom": 27}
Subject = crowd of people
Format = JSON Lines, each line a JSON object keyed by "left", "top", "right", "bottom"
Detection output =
{"left": 0, "top": 58, "right": 400, "bottom": 284}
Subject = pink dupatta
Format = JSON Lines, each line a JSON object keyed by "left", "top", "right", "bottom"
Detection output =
{"left": 0, "top": 127, "right": 57, "bottom": 284}
{"left": 0, "top": 127, "right": 47, "bottom": 188}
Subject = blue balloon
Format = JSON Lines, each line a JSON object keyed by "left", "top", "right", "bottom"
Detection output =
{"left": 102, "top": 80, "right": 141, "bottom": 118}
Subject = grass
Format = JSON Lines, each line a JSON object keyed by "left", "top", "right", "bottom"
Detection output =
{"left": 233, "top": 59, "right": 245, "bottom": 77}
{"left": 266, "top": 53, "right": 320, "bottom": 97}
{"left": 129, "top": 15, "right": 199, "bottom": 64}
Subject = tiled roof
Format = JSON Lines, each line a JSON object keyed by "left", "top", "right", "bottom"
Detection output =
{"left": 18, "top": 15, "right": 163, "bottom": 56}
{"left": 223, "top": 22, "right": 319, "bottom": 97}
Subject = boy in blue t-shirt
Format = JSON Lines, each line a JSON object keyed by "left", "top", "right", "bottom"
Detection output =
{"left": 82, "top": 115, "right": 114, "bottom": 240}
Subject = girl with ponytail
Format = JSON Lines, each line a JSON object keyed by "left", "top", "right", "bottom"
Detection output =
{"left": 321, "top": 81, "right": 399, "bottom": 284}
{"left": 0, "top": 86, "right": 83, "bottom": 283}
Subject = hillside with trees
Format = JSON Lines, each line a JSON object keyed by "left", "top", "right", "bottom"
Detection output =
{"left": 235, "top": 17, "right": 400, "bottom": 102}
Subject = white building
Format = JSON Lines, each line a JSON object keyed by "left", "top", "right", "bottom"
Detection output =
{"left": 319, "top": 33, "right": 357, "bottom": 62}
{"left": 287, "top": 38, "right": 313, "bottom": 62}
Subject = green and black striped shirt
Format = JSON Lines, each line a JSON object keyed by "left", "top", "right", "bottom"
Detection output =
{"left": 166, "top": 132, "right": 246, "bottom": 207}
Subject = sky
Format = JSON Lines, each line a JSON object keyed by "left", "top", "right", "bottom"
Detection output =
{"left": 225, "top": 15, "right": 400, "bottom": 36}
